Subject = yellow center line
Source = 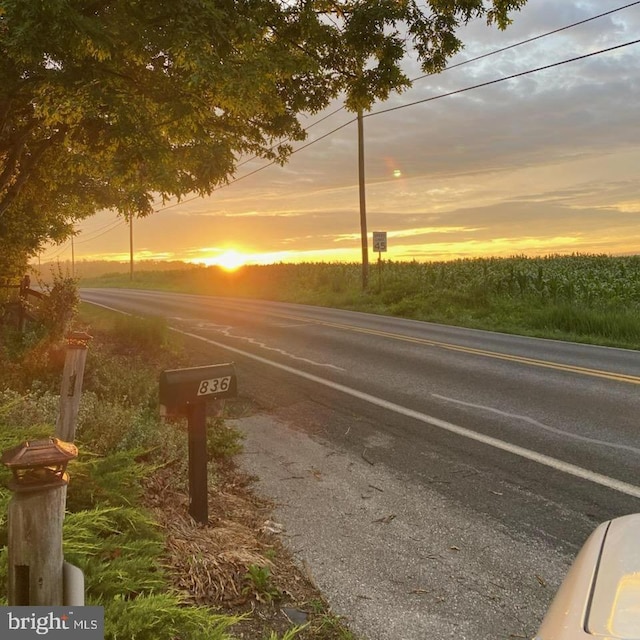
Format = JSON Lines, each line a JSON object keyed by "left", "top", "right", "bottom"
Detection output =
{"left": 278, "top": 313, "right": 640, "bottom": 386}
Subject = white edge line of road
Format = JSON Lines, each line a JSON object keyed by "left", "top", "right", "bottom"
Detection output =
{"left": 84, "top": 300, "right": 640, "bottom": 500}
{"left": 174, "top": 329, "right": 640, "bottom": 500}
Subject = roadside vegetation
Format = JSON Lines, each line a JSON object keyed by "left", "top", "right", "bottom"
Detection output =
{"left": 78, "top": 253, "right": 640, "bottom": 349}
{"left": 3, "top": 251, "right": 635, "bottom": 633}
{"left": 0, "top": 293, "right": 356, "bottom": 639}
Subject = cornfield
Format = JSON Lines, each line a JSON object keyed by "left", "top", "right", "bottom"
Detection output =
{"left": 369, "top": 254, "right": 640, "bottom": 310}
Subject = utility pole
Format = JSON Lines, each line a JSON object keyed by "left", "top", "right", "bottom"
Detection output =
{"left": 129, "top": 215, "right": 134, "bottom": 281}
{"left": 357, "top": 108, "right": 369, "bottom": 290}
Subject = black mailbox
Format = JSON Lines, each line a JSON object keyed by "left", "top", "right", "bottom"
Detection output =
{"left": 159, "top": 363, "right": 237, "bottom": 411}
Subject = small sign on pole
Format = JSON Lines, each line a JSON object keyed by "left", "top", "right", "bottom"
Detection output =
{"left": 372, "top": 231, "right": 387, "bottom": 253}
{"left": 372, "top": 231, "right": 388, "bottom": 291}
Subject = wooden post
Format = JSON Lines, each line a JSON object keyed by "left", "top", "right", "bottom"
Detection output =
{"left": 187, "top": 402, "right": 209, "bottom": 525}
{"left": 358, "top": 108, "right": 369, "bottom": 291}
{"left": 7, "top": 484, "right": 67, "bottom": 605}
{"left": 18, "top": 276, "right": 29, "bottom": 333}
{"left": 130, "top": 215, "right": 134, "bottom": 281}
{"left": 55, "top": 332, "right": 92, "bottom": 442}
{"left": 1, "top": 438, "right": 77, "bottom": 606}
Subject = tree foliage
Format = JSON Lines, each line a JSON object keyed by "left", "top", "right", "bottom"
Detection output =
{"left": 0, "top": 0, "right": 527, "bottom": 275}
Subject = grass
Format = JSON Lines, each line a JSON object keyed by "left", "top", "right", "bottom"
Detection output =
{"left": 78, "top": 254, "right": 640, "bottom": 349}
{"left": 242, "top": 565, "right": 281, "bottom": 603}
{"left": 0, "top": 307, "right": 357, "bottom": 640}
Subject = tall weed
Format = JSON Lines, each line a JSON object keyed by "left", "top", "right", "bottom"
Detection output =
{"left": 529, "top": 305, "right": 640, "bottom": 344}
{"left": 38, "top": 265, "right": 79, "bottom": 339}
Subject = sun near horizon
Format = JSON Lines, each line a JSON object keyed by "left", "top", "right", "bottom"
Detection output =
{"left": 196, "top": 249, "right": 248, "bottom": 271}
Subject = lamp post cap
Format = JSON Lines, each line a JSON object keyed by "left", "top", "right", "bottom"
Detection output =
{"left": 1, "top": 437, "right": 78, "bottom": 469}
{"left": 65, "top": 331, "right": 93, "bottom": 347}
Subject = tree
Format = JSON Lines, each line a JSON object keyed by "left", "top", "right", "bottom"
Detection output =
{"left": 0, "top": 0, "right": 527, "bottom": 276}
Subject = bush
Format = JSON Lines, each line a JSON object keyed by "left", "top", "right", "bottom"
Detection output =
{"left": 0, "top": 389, "right": 59, "bottom": 427}
{"left": 207, "top": 418, "right": 245, "bottom": 460}
{"left": 39, "top": 265, "right": 79, "bottom": 339}
{"left": 105, "top": 594, "right": 237, "bottom": 640}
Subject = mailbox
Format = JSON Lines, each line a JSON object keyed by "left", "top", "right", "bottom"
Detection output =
{"left": 159, "top": 363, "right": 237, "bottom": 411}
{"left": 159, "top": 362, "right": 237, "bottom": 525}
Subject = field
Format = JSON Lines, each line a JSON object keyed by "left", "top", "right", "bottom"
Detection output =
{"left": 79, "top": 254, "right": 640, "bottom": 349}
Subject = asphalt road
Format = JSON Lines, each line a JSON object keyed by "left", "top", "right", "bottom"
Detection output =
{"left": 80, "top": 288, "right": 640, "bottom": 639}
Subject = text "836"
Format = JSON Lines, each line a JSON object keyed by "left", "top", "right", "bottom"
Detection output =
{"left": 197, "top": 376, "right": 232, "bottom": 396}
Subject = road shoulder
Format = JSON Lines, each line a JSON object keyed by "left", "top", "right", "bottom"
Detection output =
{"left": 234, "top": 413, "right": 570, "bottom": 640}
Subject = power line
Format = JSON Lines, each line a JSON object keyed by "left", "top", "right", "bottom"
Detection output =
{"left": 230, "top": 117, "right": 358, "bottom": 187}
{"left": 75, "top": 219, "right": 125, "bottom": 245}
{"left": 180, "top": 36, "right": 640, "bottom": 193}
{"left": 42, "top": 5, "right": 640, "bottom": 262}
{"left": 153, "top": 104, "right": 349, "bottom": 214}
{"left": 40, "top": 217, "right": 125, "bottom": 261}
{"left": 368, "top": 37, "right": 640, "bottom": 118}
{"left": 39, "top": 240, "right": 71, "bottom": 262}
{"left": 246, "top": 1, "right": 640, "bottom": 157}
{"left": 40, "top": 1, "right": 636, "bottom": 235}
{"left": 411, "top": 1, "right": 640, "bottom": 83}
{"left": 75, "top": 216, "right": 121, "bottom": 236}
{"left": 62, "top": 9, "right": 640, "bottom": 229}
{"left": 236, "top": 106, "right": 347, "bottom": 171}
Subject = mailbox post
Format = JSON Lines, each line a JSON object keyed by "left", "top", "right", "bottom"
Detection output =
{"left": 159, "top": 363, "right": 237, "bottom": 525}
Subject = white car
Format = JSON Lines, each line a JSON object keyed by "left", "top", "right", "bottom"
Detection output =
{"left": 535, "top": 513, "right": 640, "bottom": 639}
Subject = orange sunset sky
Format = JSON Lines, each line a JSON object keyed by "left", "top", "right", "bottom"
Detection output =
{"left": 40, "top": 0, "right": 640, "bottom": 269}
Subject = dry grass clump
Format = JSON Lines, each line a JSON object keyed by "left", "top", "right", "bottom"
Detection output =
{"left": 166, "top": 515, "right": 271, "bottom": 605}
{"left": 144, "top": 462, "right": 282, "bottom": 606}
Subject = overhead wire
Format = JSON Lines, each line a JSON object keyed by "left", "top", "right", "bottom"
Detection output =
{"left": 74, "top": 219, "right": 126, "bottom": 244}
{"left": 40, "top": 217, "right": 125, "bottom": 262}
{"left": 153, "top": 103, "right": 350, "bottom": 214}
{"left": 411, "top": 0, "right": 640, "bottom": 82}
{"left": 190, "top": 36, "right": 640, "bottom": 190}
{"left": 230, "top": 117, "right": 357, "bottom": 187}
{"left": 369, "top": 37, "right": 640, "bottom": 118}
{"left": 74, "top": 216, "right": 122, "bottom": 237}
{"left": 42, "top": 2, "right": 637, "bottom": 265}
{"left": 39, "top": 240, "right": 71, "bottom": 262}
